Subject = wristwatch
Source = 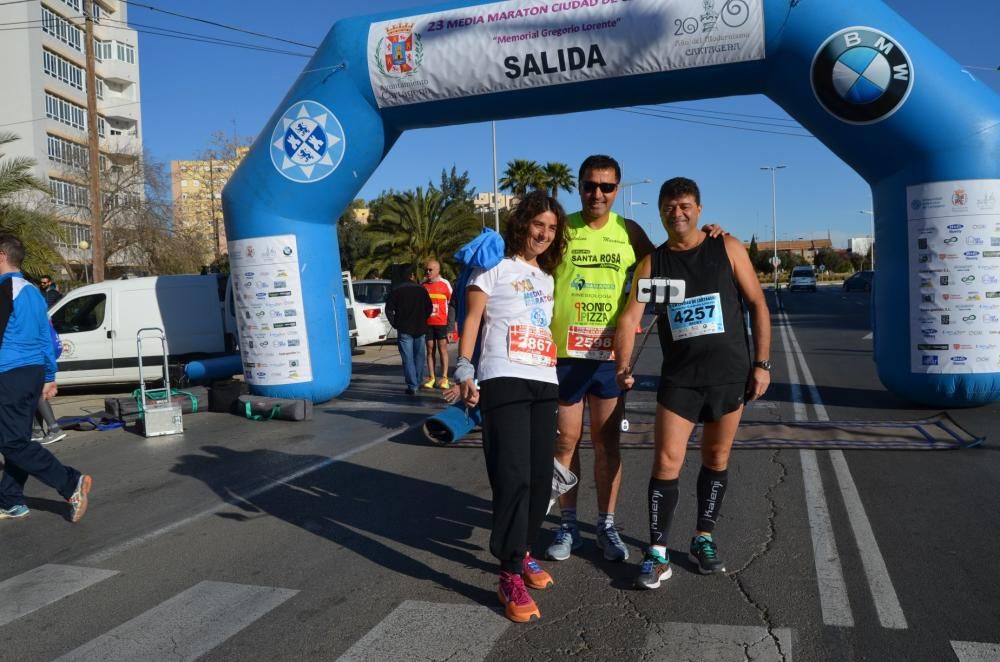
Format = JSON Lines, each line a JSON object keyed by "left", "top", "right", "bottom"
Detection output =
{"left": 753, "top": 359, "right": 772, "bottom": 371}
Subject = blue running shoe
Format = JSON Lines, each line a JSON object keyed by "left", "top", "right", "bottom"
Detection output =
{"left": 596, "top": 524, "right": 629, "bottom": 561}
{"left": 636, "top": 549, "right": 672, "bottom": 589}
{"left": 0, "top": 504, "right": 30, "bottom": 519}
{"left": 689, "top": 534, "right": 726, "bottom": 574}
{"left": 545, "top": 523, "right": 582, "bottom": 561}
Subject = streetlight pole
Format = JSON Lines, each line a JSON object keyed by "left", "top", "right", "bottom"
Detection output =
{"left": 620, "top": 178, "right": 651, "bottom": 217}
{"left": 491, "top": 121, "right": 500, "bottom": 231}
{"left": 761, "top": 165, "right": 786, "bottom": 291}
{"left": 859, "top": 209, "right": 875, "bottom": 270}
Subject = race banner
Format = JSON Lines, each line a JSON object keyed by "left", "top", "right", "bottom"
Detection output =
{"left": 367, "top": 0, "right": 765, "bottom": 108}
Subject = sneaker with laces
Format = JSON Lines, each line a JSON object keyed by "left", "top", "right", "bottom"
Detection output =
{"left": 596, "top": 524, "right": 630, "bottom": 561}
{"left": 0, "top": 504, "right": 30, "bottom": 519}
{"left": 522, "top": 553, "right": 553, "bottom": 590}
{"left": 31, "top": 428, "right": 44, "bottom": 442}
{"left": 438, "top": 378, "right": 451, "bottom": 389}
{"left": 497, "top": 571, "right": 540, "bottom": 622}
{"left": 636, "top": 549, "right": 672, "bottom": 589}
{"left": 689, "top": 535, "right": 726, "bottom": 574}
{"left": 545, "top": 523, "right": 582, "bottom": 561}
{"left": 68, "top": 474, "right": 92, "bottom": 523}
{"left": 422, "top": 376, "right": 436, "bottom": 389}
{"left": 41, "top": 428, "right": 67, "bottom": 446}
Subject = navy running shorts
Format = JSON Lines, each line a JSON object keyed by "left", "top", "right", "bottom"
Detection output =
{"left": 656, "top": 382, "right": 746, "bottom": 423}
{"left": 556, "top": 358, "right": 622, "bottom": 404}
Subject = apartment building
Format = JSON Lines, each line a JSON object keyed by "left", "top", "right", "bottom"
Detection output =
{"left": 0, "top": 0, "right": 142, "bottom": 271}
{"left": 170, "top": 147, "right": 248, "bottom": 262}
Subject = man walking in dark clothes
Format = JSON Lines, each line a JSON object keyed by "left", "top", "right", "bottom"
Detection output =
{"left": 0, "top": 234, "right": 91, "bottom": 522}
{"left": 386, "top": 264, "right": 433, "bottom": 395}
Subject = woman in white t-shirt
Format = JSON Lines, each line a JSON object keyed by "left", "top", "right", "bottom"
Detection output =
{"left": 455, "top": 190, "right": 567, "bottom": 623}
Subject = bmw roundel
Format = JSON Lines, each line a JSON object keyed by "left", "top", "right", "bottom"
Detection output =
{"left": 811, "top": 27, "right": 913, "bottom": 125}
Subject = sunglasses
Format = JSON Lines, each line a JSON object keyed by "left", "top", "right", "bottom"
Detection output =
{"left": 581, "top": 181, "right": 618, "bottom": 194}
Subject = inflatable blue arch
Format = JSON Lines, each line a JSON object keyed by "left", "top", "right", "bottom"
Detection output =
{"left": 221, "top": 0, "right": 1000, "bottom": 407}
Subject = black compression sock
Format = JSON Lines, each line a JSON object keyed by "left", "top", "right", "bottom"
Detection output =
{"left": 696, "top": 466, "right": 729, "bottom": 533}
{"left": 648, "top": 477, "right": 679, "bottom": 548}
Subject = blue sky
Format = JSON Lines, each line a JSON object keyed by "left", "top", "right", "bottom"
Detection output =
{"left": 136, "top": 0, "right": 1000, "bottom": 248}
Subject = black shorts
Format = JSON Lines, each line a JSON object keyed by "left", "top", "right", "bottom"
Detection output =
{"left": 656, "top": 382, "right": 745, "bottom": 423}
{"left": 426, "top": 325, "right": 448, "bottom": 341}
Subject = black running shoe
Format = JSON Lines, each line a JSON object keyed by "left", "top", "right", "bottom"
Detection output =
{"left": 689, "top": 535, "right": 725, "bottom": 574}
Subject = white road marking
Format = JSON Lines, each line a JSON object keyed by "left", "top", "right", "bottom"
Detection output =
{"left": 78, "top": 428, "right": 404, "bottom": 566}
{"left": 951, "top": 640, "right": 1000, "bottom": 661}
{"left": 780, "top": 304, "right": 907, "bottom": 630}
{"left": 830, "top": 452, "right": 908, "bottom": 629}
{"left": 799, "top": 450, "right": 854, "bottom": 627}
{"left": 337, "top": 600, "right": 509, "bottom": 662}
{"left": 644, "top": 622, "right": 794, "bottom": 661}
{"left": 54, "top": 581, "right": 297, "bottom": 661}
{"left": 0, "top": 565, "right": 118, "bottom": 627}
{"left": 776, "top": 305, "right": 853, "bottom": 626}
{"left": 862, "top": 333, "right": 873, "bottom": 340}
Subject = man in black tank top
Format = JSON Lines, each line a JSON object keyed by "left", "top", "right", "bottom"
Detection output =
{"left": 612, "top": 177, "right": 772, "bottom": 590}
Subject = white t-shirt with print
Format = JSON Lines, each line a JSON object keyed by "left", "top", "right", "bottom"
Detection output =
{"left": 469, "top": 257, "right": 558, "bottom": 385}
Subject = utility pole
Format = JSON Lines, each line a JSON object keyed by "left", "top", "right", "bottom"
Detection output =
{"left": 760, "top": 165, "right": 786, "bottom": 291}
{"left": 491, "top": 121, "right": 500, "bottom": 231}
{"left": 208, "top": 158, "right": 221, "bottom": 259}
{"left": 83, "top": 0, "right": 104, "bottom": 281}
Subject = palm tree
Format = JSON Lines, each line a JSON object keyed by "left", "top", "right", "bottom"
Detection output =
{"left": 0, "top": 132, "right": 64, "bottom": 276}
{"left": 498, "top": 159, "right": 544, "bottom": 198}
{"left": 541, "top": 161, "right": 575, "bottom": 199}
{"left": 356, "top": 187, "right": 479, "bottom": 281}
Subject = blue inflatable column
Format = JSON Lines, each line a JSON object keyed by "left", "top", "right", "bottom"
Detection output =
{"left": 222, "top": 26, "right": 392, "bottom": 403}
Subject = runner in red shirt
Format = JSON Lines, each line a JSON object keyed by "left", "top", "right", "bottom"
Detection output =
{"left": 422, "top": 259, "right": 453, "bottom": 389}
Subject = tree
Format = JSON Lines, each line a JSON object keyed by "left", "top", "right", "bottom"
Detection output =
{"left": 433, "top": 165, "right": 476, "bottom": 206}
{"left": 337, "top": 198, "right": 372, "bottom": 276}
{"left": 357, "top": 187, "right": 478, "bottom": 280}
{"left": 541, "top": 161, "right": 575, "bottom": 199}
{"left": 499, "top": 159, "right": 544, "bottom": 198}
{"left": 0, "top": 132, "right": 64, "bottom": 276}
{"left": 748, "top": 234, "right": 759, "bottom": 265}
{"left": 814, "top": 247, "right": 850, "bottom": 273}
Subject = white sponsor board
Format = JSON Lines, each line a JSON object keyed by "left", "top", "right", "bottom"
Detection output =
{"left": 367, "top": 0, "right": 765, "bottom": 108}
{"left": 907, "top": 180, "right": 1000, "bottom": 374}
{"left": 229, "top": 235, "right": 313, "bottom": 386}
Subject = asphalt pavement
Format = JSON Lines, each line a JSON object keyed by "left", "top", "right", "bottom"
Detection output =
{"left": 1, "top": 286, "right": 999, "bottom": 661}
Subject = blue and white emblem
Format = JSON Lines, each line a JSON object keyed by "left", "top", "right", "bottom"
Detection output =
{"left": 269, "top": 100, "right": 345, "bottom": 183}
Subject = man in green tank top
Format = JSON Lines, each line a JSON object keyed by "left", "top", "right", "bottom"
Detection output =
{"left": 546, "top": 155, "right": 656, "bottom": 562}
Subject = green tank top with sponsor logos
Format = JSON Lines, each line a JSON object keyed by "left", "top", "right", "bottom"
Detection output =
{"left": 551, "top": 211, "right": 636, "bottom": 360}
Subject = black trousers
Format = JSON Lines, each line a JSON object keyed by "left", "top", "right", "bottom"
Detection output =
{"left": 0, "top": 365, "right": 80, "bottom": 508}
{"left": 479, "top": 377, "right": 558, "bottom": 572}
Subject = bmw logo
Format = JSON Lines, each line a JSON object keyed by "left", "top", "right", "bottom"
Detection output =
{"left": 811, "top": 27, "right": 913, "bottom": 125}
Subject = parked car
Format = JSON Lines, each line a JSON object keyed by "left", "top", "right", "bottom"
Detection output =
{"left": 788, "top": 265, "right": 817, "bottom": 292}
{"left": 843, "top": 270, "right": 874, "bottom": 292}
{"left": 352, "top": 278, "right": 395, "bottom": 346}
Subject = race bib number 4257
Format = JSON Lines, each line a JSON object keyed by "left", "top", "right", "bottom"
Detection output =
{"left": 669, "top": 293, "right": 724, "bottom": 341}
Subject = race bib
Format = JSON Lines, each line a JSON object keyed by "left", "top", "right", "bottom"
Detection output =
{"left": 669, "top": 293, "right": 724, "bottom": 340}
{"left": 509, "top": 324, "right": 556, "bottom": 367}
{"left": 565, "top": 325, "right": 616, "bottom": 361}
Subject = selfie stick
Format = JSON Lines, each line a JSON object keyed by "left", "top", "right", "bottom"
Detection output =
{"left": 619, "top": 314, "right": 659, "bottom": 433}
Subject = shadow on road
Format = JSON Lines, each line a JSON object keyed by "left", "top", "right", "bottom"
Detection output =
{"left": 171, "top": 445, "right": 496, "bottom": 604}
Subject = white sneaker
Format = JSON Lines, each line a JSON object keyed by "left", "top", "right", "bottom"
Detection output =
{"left": 41, "top": 429, "right": 67, "bottom": 446}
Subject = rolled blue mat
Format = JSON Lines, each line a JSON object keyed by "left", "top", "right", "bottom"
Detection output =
{"left": 422, "top": 403, "right": 481, "bottom": 445}
{"left": 184, "top": 354, "right": 243, "bottom": 383}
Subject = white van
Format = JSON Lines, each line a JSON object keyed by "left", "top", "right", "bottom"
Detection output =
{"left": 49, "top": 274, "right": 236, "bottom": 385}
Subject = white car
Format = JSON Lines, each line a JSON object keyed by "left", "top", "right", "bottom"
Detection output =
{"left": 788, "top": 265, "right": 818, "bottom": 292}
{"left": 351, "top": 278, "right": 395, "bottom": 346}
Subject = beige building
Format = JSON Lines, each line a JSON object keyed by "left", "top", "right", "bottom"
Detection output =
{"left": 170, "top": 146, "right": 248, "bottom": 262}
{"left": 474, "top": 192, "right": 516, "bottom": 212}
{"left": 0, "top": 0, "right": 143, "bottom": 274}
{"left": 744, "top": 238, "right": 833, "bottom": 264}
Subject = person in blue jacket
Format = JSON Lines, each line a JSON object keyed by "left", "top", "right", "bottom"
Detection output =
{"left": 0, "top": 234, "right": 91, "bottom": 522}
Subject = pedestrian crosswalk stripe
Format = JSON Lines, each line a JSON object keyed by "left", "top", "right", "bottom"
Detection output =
{"left": 337, "top": 600, "right": 509, "bottom": 662}
{"left": 54, "top": 581, "right": 298, "bottom": 661}
{"left": 0, "top": 565, "right": 118, "bottom": 627}
{"left": 951, "top": 640, "right": 1000, "bottom": 662}
{"left": 645, "top": 622, "right": 793, "bottom": 662}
